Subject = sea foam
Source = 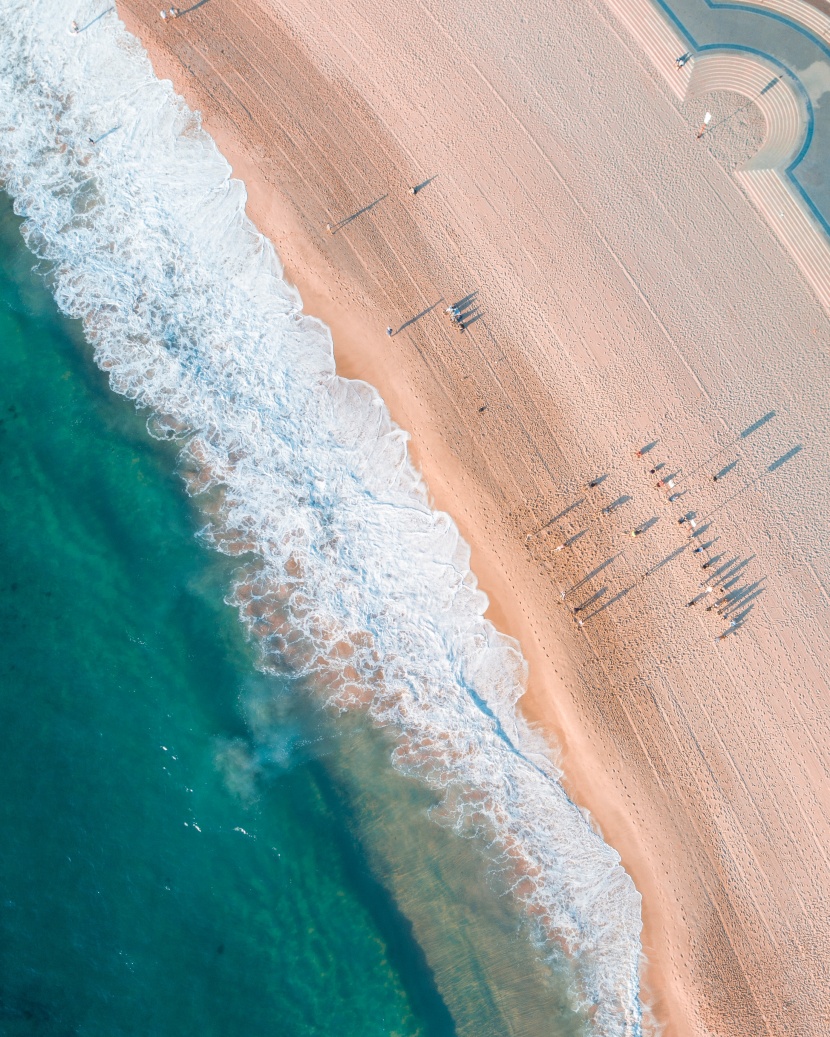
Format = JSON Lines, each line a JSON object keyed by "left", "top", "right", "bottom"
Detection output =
{"left": 0, "top": 3, "right": 644, "bottom": 1032}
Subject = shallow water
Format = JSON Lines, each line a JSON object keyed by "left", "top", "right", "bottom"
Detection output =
{"left": 0, "top": 2, "right": 644, "bottom": 1032}
{"left": 0, "top": 192, "right": 584, "bottom": 1036}
{"left": 0, "top": 196, "right": 437, "bottom": 1037}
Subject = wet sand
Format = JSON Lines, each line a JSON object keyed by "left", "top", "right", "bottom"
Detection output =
{"left": 117, "top": 1, "right": 830, "bottom": 1034}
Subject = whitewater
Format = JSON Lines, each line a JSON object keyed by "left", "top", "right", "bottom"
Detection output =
{"left": 0, "top": 2, "right": 645, "bottom": 1032}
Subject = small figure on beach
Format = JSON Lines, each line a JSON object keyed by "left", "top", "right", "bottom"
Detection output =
{"left": 701, "top": 560, "right": 713, "bottom": 570}
{"left": 675, "top": 55, "right": 688, "bottom": 69}
{"left": 712, "top": 474, "right": 719, "bottom": 482}
{"left": 693, "top": 545, "right": 704, "bottom": 554}
{"left": 478, "top": 405, "right": 487, "bottom": 413}
{"left": 69, "top": 20, "right": 80, "bottom": 33}
{"left": 87, "top": 136, "right": 96, "bottom": 145}
{"left": 325, "top": 223, "right": 333, "bottom": 234}
{"left": 630, "top": 528, "right": 641, "bottom": 537}
{"left": 409, "top": 186, "right": 418, "bottom": 195}
{"left": 386, "top": 327, "right": 393, "bottom": 336}
{"left": 678, "top": 516, "right": 687, "bottom": 525}
{"left": 635, "top": 449, "right": 644, "bottom": 458}
{"left": 587, "top": 479, "right": 600, "bottom": 489}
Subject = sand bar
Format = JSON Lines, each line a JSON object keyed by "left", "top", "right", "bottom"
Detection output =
{"left": 117, "top": 1, "right": 830, "bottom": 1034}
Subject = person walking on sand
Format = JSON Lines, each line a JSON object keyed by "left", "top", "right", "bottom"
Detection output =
{"left": 69, "top": 20, "right": 80, "bottom": 33}
{"left": 386, "top": 327, "right": 393, "bottom": 337}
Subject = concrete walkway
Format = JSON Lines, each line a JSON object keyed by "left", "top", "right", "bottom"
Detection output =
{"left": 604, "top": 0, "right": 830, "bottom": 308}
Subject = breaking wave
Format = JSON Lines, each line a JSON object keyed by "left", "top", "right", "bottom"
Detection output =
{"left": 0, "top": 3, "right": 644, "bottom": 1032}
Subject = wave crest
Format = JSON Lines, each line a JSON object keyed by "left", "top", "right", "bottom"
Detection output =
{"left": 0, "top": 4, "right": 644, "bottom": 1033}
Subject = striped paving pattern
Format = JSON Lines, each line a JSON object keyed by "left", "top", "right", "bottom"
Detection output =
{"left": 602, "top": 0, "right": 830, "bottom": 312}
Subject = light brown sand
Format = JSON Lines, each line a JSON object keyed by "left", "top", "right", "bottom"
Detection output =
{"left": 117, "top": 1, "right": 830, "bottom": 1034}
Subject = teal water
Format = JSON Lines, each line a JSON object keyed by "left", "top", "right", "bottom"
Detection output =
{"left": 0, "top": 192, "right": 585, "bottom": 1036}
{"left": 0, "top": 194, "right": 452, "bottom": 1037}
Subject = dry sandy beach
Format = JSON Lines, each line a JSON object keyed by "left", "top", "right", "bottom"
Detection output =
{"left": 116, "top": 0, "right": 830, "bottom": 1033}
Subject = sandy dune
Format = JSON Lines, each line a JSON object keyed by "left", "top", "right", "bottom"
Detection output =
{"left": 117, "top": 0, "right": 830, "bottom": 1033}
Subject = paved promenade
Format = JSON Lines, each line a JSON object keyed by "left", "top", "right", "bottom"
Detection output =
{"left": 607, "top": 0, "right": 830, "bottom": 307}
{"left": 666, "top": 0, "right": 829, "bottom": 220}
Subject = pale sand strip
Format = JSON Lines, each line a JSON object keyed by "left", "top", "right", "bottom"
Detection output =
{"left": 118, "top": 1, "right": 830, "bottom": 1034}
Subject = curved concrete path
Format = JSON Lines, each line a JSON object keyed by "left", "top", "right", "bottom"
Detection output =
{"left": 604, "top": 0, "right": 830, "bottom": 309}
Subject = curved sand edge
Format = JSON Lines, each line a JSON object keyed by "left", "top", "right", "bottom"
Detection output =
{"left": 116, "top": 2, "right": 830, "bottom": 1035}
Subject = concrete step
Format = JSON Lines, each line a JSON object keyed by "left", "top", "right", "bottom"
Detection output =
{"left": 599, "top": 0, "right": 830, "bottom": 313}
{"left": 688, "top": 53, "right": 805, "bottom": 170}
{"left": 738, "top": 169, "right": 830, "bottom": 307}
{"left": 602, "top": 0, "right": 692, "bottom": 97}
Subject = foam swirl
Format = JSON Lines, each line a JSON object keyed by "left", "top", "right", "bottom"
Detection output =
{"left": 0, "top": 4, "right": 644, "bottom": 1032}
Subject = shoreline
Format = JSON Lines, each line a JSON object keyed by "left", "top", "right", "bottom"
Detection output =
{"left": 115, "top": 3, "right": 830, "bottom": 1036}
{"left": 115, "top": 12, "right": 682, "bottom": 1030}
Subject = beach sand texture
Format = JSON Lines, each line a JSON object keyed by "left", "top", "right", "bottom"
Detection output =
{"left": 117, "top": 1, "right": 830, "bottom": 1034}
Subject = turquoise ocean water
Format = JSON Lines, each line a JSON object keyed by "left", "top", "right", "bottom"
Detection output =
{"left": 0, "top": 193, "right": 582, "bottom": 1035}
{"left": 0, "top": 4, "right": 645, "bottom": 1033}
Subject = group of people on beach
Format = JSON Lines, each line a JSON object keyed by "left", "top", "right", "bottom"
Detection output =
{"left": 547, "top": 446, "right": 755, "bottom": 641}
{"left": 444, "top": 305, "right": 466, "bottom": 333}
{"left": 159, "top": 7, "right": 182, "bottom": 19}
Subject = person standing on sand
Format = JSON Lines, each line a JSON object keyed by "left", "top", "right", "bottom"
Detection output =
{"left": 386, "top": 327, "right": 393, "bottom": 337}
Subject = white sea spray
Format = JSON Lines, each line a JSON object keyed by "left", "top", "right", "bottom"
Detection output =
{"left": 0, "top": 3, "right": 644, "bottom": 1032}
